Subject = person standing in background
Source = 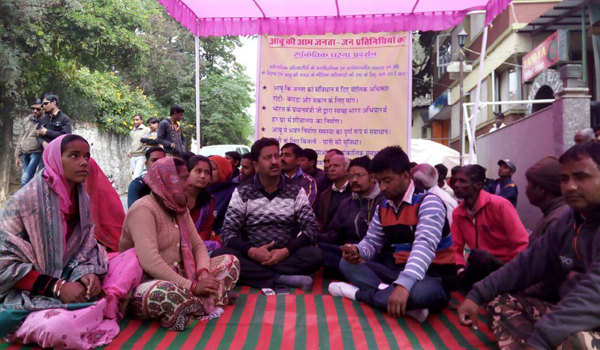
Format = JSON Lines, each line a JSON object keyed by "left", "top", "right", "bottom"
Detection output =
{"left": 140, "top": 117, "right": 160, "bottom": 149}
{"left": 156, "top": 104, "right": 185, "bottom": 156}
{"left": 129, "top": 114, "right": 150, "bottom": 179}
{"left": 35, "top": 94, "right": 72, "bottom": 149}
{"left": 15, "top": 99, "right": 44, "bottom": 187}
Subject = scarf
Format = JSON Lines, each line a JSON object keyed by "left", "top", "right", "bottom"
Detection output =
{"left": 43, "top": 135, "right": 123, "bottom": 251}
{"left": 143, "top": 158, "right": 196, "bottom": 280}
{"left": 209, "top": 156, "right": 233, "bottom": 183}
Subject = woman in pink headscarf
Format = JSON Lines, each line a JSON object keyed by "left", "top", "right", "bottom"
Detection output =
{"left": 120, "top": 157, "right": 240, "bottom": 331}
{"left": 0, "top": 134, "right": 143, "bottom": 349}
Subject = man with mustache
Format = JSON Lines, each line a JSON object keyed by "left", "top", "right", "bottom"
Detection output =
{"left": 316, "top": 155, "right": 352, "bottom": 231}
{"left": 318, "top": 156, "right": 385, "bottom": 278}
{"left": 451, "top": 164, "right": 529, "bottom": 290}
{"left": 329, "top": 146, "right": 456, "bottom": 323}
{"left": 281, "top": 143, "right": 318, "bottom": 207}
{"left": 213, "top": 138, "right": 323, "bottom": 291}
{"left": 458, "top": 142, "right": 600, "bottom": 350}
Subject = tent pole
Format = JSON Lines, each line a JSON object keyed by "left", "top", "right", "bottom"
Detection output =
{"left": 195, "top": 34, "right": 201, "bottom": 153}
{"left": 469, "top": 26, "right": 488, "bottom": 164}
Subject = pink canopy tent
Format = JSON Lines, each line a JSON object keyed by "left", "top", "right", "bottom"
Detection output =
{"left": 156, "top": 0, "right": 507, "bottom": 156}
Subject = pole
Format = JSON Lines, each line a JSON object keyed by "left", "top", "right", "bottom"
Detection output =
{"left": 582, "top": 5, "right": 588, "bottom": 87}
{"left": 469, "top": 26, "right": 488, "bottom": 164}
{"left": 195, "top": 34, "right": 201, "bottom": 153}
{"left": 459, "top": 51, "right": 465, "bottom": 166}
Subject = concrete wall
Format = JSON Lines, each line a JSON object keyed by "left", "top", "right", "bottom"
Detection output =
{"left": 476, "top": 105, "right": 558, "bottom": 230}
{"left": 9, "top": 121, "right": 131, "bottom": 197}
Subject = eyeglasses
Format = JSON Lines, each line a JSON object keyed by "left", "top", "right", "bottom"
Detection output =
{"left": 42, "top": 101, "right": 50, "bottom": 106}
{"left": 31, "top": 108, "right": 41, "bottom": 111}
{"left": 347, "top": 173, "right": 368, "bottom": 180}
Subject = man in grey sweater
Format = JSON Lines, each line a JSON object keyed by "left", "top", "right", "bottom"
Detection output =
{"left": 458, "top": 142, "right": 600, "bottom": 349}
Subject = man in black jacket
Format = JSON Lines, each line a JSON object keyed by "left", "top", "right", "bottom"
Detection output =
{"left": 156, "top": 104, "right": 185, "bottom": 156}
{"left": 36, "top": 94, "right": 72, "bottom": 149}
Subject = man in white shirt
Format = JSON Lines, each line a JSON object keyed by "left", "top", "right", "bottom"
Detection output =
{"left": 412, "top": 163, "right": 458, "bottom": 224}
{"left": 489, "top": 111, "right": 506, "bottom": 133}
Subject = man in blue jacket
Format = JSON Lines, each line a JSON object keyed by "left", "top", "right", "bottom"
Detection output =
{"left": 458, "top": 142, "right": 600, "bottom": 349}
{"left": 486, "top": 159, "right": 518, "bottom": 207}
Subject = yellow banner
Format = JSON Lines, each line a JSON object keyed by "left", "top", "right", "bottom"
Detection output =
{"left": 257, "top": 31, "right": 411, "bottom": 160}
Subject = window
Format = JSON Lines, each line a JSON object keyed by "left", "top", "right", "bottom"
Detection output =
{"left": 436, "top": 34, "right": 452, "bottom": 77}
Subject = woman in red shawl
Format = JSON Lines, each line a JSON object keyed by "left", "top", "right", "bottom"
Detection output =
{"left": 120, "top": 157, "right": 239, "bottom": 331}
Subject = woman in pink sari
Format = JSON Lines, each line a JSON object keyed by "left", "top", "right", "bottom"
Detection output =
{"left": 120, "top": 157, "right": 240, "bottom": 331}
{"left": 0, "top": 135, "right": 143, "bottom": 349}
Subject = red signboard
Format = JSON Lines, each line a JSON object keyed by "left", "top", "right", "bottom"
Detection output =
{"left": 522, "top": 31, "right": 560, "bottom": 83}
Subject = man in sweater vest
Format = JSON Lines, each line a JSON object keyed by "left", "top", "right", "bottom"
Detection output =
{"left": 213, "top": 138, "right": 323, "bottom": 291}
{"left": 329, "top": 146, "right": 456, "bottom": 323}
{"left": 458, "top": 142, "right": 600, "bottom": 350}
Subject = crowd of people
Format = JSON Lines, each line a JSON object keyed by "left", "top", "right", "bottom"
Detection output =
{"left": 4, "top": 97, "right": 600, "bottom": 349}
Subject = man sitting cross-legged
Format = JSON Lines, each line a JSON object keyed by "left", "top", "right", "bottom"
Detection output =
{"left": 329, "top": 146, "right": 456, "bottom": 323}
{"left": 318, "top": 156, "right": 385, "bottom": 278}
{"left": 458, "top": 142, "right": 600, "bottom": 350}
{"left": 212, "top": 138, "right": 323, "bottom": 291}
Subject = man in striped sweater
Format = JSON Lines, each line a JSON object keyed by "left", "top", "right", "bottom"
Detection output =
{"left": 213, "top": 138, "right": 323, "bottom": 291}
{"left": 329, "top": 146, "right": 456, "bottom": 323}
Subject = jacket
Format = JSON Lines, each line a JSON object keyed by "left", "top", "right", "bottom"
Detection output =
{"left": 285, "top": 167, "right": 318, "bottom": 207}
{"left": 129, "top": 125, "right": 150, "bottom": 157}
{"left": 316, "top": 182, "right": 352, "bottom": 231}
{"left": 36, "top": 111, "right": 72, "bottom": 146}
{"left": 208, "top": 178, "right": 239, "bottom": 234}
{"left": 15, "top": 114, "right": 42, "bottom": 157}
{"left": 486, "top": 178, "right": 518, "bottom": 208}
{"left": 452, "top": 190, "right": 529, "bottom": 267}
{"left": 156, "top": 118, "right": 185, "bottom": 155}
{"left": 321, "top": 183, "right": 385, "bottom": 245}
{"left": 467, "top": 207, "right": 600, "bottom": 349}
{"left": 529, "top": 197, "right": 571, "bottom": 245}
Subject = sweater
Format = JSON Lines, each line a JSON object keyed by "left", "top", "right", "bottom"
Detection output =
{"left": 317, "top": 182, "right": 352, "bottom": 231}
{"left": 129, "top": 125, "right": 150, "bottom": 157}
{"left": 207, "top": 179, "right": 239, "bottom": 235}
{"left": 356, "top": 181, "right": 454, "bottom": 292}
{"left": 285, "top": 167, "right": 318, "bottom": 207}
{"left": 221, "top": 174, "right": 319, "bottom": 254}
{"left": 120, "top": 194, "right": 210, "bottom": 289}
{"left": 452, "top": 190, "right": 529, "bottom": 267}
{"left": 529, "top": 197, "right": 571, "bottom": 245}
{"left": 467, "top": 207, "right": 600, "bottom": 349}
{"left": 15, "top": 114, "right": 42, "bottom": 157}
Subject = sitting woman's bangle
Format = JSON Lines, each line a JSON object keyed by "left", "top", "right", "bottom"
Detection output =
{"left": 54, "top": 279, "right": 66, "bottom": 298}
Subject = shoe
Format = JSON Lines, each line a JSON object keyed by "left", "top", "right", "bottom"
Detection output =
{"left": 328, "top": 282, "right": 358, "bottom": 301}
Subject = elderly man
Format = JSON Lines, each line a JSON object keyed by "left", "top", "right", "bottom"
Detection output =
{"left": 574, "top": 128, "right": 596, "bottom": 145}
{"left": 453, "top": 165, "right": 529, "bottom": 290}
{"left": 317, "top": 155, "right": 352, "bottom": 231}
{"left": 318, "top": 156, "right": 385, "bottom": 278}
{"left": 458, "top": 142, "right": 600, "bottom": 350}
{"left": 412, "top": 164, "right": 458, "bottom": 225}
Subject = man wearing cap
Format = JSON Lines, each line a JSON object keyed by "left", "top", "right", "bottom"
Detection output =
{"left": 486, "top": 159, "right": 518, "bottom": 208}
{"left": 525, "top": 156, "right": 570, "bottom": 245}
{"left": 15, "top": 99, "right": 44, "bottom": 187}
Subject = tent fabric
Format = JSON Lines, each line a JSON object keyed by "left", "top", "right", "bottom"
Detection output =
{"left": 157, "top": 0, "right": 512, "bottom": 37}
{"left": 411, "top": 139, "right": 461, "bottom": 170}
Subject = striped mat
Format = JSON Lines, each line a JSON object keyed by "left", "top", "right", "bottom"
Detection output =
{"left": 0, "top": 272, "right": 499, "bottom": 350}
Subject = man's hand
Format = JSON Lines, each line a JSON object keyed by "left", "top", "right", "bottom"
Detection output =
{"left": 42, "top": 141, "right": 48, "bottom": 148}
{"left": 262, "top": 248, "right": 290, "bottom": 266}
{"left": 170, "top": 143, "right": 175, "bottom": 149}
{"left": 80, "top": 274, "right": 102, "bottom": 300}
{"left": 59, "top": 282, "right": 87, "bottom": 304}
{"left": 194, "top": 271, "right": 219, "bottom": 296}
{"left": 35, "top": 127, "right": 47, "bottom": 136}
{"left": 340, "top": 244, "right": 363, "bottom": 264}
{"left": 458, "top": 298, "right": 480, "bottom": 330}
{"left": 15, "top": 157, "right": 21, "bottom": 168}
{"left": 249, "top": 241, "right": 275, "bottom": 263}
{"left": 387, "top": 284, "right": 410, "bottom": 318}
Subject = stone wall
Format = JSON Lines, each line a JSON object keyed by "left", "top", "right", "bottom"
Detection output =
{"left": 6, "top": 121, "right": 132, "bottom": 201}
